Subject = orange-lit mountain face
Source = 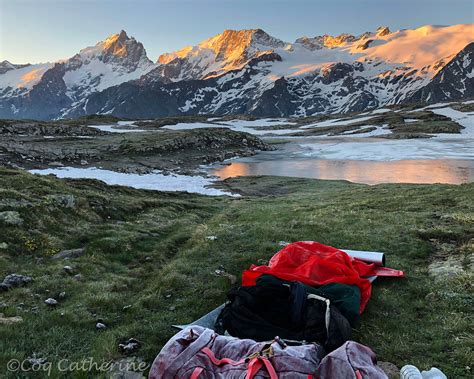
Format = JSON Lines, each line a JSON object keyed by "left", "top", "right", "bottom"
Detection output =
{"left": 157, "top": 29, "right": 286, "bottom": 79}
{"left": 0, "top": 24, "right": 473, "bottom": 119}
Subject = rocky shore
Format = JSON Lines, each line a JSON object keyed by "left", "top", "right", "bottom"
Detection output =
{"left": 0, "top": 118, "right": 273, "bottom": 175}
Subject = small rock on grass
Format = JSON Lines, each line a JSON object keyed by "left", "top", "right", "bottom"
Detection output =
{"left": 27, "top": 354, "right": 47, "bottom": 366}
{"left": 96, "top": 322, "right": 107, "bottom": 330}
{"left": 0, "top": 313, "right": 23, "bottom": 324}
{"left": 0, "top": 211, "right": 23, "bottom": 225}
{"left": 44, "top": 298, "right": 58, "bottom": 306}
{"left": 1, "top": 274, "right": 32, "bottom": 291}
{"left": 119, "top": 338, "right": 141, "bottom": 354}
{"left": 63, "top": 265, "right": 74, "bottom": 275}
{"left": 52, "top": 247, "right": 85, "bottom": 260}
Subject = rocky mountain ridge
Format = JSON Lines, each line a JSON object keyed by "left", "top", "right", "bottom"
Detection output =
{"left": 1, "top": 24, "right": 473, "bottom": 119}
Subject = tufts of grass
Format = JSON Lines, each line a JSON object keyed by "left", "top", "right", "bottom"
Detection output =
{"left": 0, "top": 169, "right": 473, "bottom": 377}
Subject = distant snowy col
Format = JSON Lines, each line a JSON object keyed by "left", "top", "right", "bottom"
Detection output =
{"left": 1, "top": 24, "right": 473, "bottom": 119}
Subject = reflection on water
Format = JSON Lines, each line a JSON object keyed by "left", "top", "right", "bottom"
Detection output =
{"left": 211, "top": 159, "right": 474, "bottom": 185}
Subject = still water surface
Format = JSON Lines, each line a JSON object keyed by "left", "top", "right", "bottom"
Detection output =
{"left": 209, "top": 137, "right": 474, "bottom": 185}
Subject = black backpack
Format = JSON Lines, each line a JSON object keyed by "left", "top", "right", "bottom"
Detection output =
{"left": 215, "top": 275, "right": 352, "bottom": 351}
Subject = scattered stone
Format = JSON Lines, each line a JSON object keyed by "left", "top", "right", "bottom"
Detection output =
{"left": 378, "top": 361, "right": 399, "bottom": 379}
{"left": 73, "top": 274, "right": 83, "bottom": 281}
{"left": 165, "top": 294, "right": 172, "bottom": 299}
{"left": 144, "top": 256, "right": 152, "bottom": 262}
{"left": 80, "top": 160, "right": 89, "bottom": 166}
{"left": 1, "top": 273, "right": 33, "bottom": 291}
{"left": 0, "top": 313, "right": 23, "bottom": 324}
{"left": 122, "top": 305, "right": 132, "bottom": 310}
{"left": 44, "top": 298, "right": 58, "bottom": 306}
{"left": 119, "top": 338, "right": 141, "bottom": 354}
{"left": 0, "top": 242, "right": 8, "bottom": 249}
{"left": 63, "top": 265, "right": 74, "bottom": 275}
{"left": 27, "top": 354, "right": 47, "bottom": 366}
{"left": 58, "top": 291, "right": 66, "bottom": 299}
{"left": 96, "top": 322, "right": 107, "bottom": 330}
{"left": 45, "top": 194, "right": 76, "bottom": 208}
{"left": 49, "top": 161, "right": 64, "bottom": 167}
{"left": 278, "top": 241, "right": 289, "bottom": 247}
{"left": 60, "top": 312, "right": 65, "bottom": 317}
{"left": 52, "top": 247, "right": 85, "bottom": 260}
{"left": 0, "top": 211, "right": 23, "bottom": 225}
{"left": 206, "top": 236, "right": 217, "bottom": 241}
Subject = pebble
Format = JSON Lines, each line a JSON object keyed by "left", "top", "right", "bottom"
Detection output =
{"left": 63, "top": 266, "right": 74, "bottom": 275}
{"left": 58, "top": 292, "right": 66, "bottom": 299}
{"left": 44, "top": 298, "right": 58, "bottom": 306}
{"left": 27, "top": 354, "right": 47, "bottom": 366}
{"left": 96, "top": 322, "right": 107, "bottom": 330}
{"left": 73, "top": 274, "right": 83, "bottom": 281}
{"left": 119, "top": 338, "right": 141, "bottom": 353}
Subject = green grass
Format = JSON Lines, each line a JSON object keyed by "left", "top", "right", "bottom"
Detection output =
{"left": 0, "top": 170, "right": 473, "bottom": 378}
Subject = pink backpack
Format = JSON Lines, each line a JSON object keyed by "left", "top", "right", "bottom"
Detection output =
{"left": 149, "top": 326, "right": 388, "bottom": 378}
{"left": 149, "top": 326, "right": 324, "bottom": 378}
{"left": 315, "top": 340, "right": 388, "bottom": 378}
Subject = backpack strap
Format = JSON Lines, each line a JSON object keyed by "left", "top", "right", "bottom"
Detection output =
{"left": 201, "top": 347, "right": 246, "bottom": 366}
{"left": 199, "top": 346, "right": 279, "bottom": 379}
{"left": 246, "top": 357, "right": 278, "bottom": 379}
{"left": 190, "top": 367, "right": 204, "bottom": 379}
{"left": 307, "top": 293, "right": 331, "bottom": 336}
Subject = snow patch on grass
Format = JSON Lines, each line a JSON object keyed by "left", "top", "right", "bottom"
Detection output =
{"left": 29, "top": 167, "right": 236, "bottom": 197}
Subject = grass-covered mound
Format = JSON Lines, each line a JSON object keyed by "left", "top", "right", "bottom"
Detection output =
{"left": 0, "top": 169, "right": 472, "bottom": 377}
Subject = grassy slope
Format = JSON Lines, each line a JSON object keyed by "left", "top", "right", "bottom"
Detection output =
{"left": 0, "top": 170, "right": 472, "bottom": 378}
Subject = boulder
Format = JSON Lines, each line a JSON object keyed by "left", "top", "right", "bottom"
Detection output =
{"left": 1, "top": 274, "right": 32, "bottom": 290}
{"left": 52, "top": 247, "right": 85, "bottom": 260}
{"left": 0, "top": 211, "right": 23, "bottom": 225}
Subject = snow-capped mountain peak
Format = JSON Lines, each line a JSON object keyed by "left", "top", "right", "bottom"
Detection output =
{"left": 156, "top": 28, "right": 286, "bottom": 80}
{"left": 68, "top": 30, "right": 153, "bottom": 72}
{"left": 0, "top": 60, "right": 32, "bottom": 74}
{"left": 1, "top": 24, "right": 472, "bottom": 119}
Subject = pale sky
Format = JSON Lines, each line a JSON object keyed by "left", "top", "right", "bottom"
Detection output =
{"left": 1, "top": 0, "right": 473, "bottom": 64}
